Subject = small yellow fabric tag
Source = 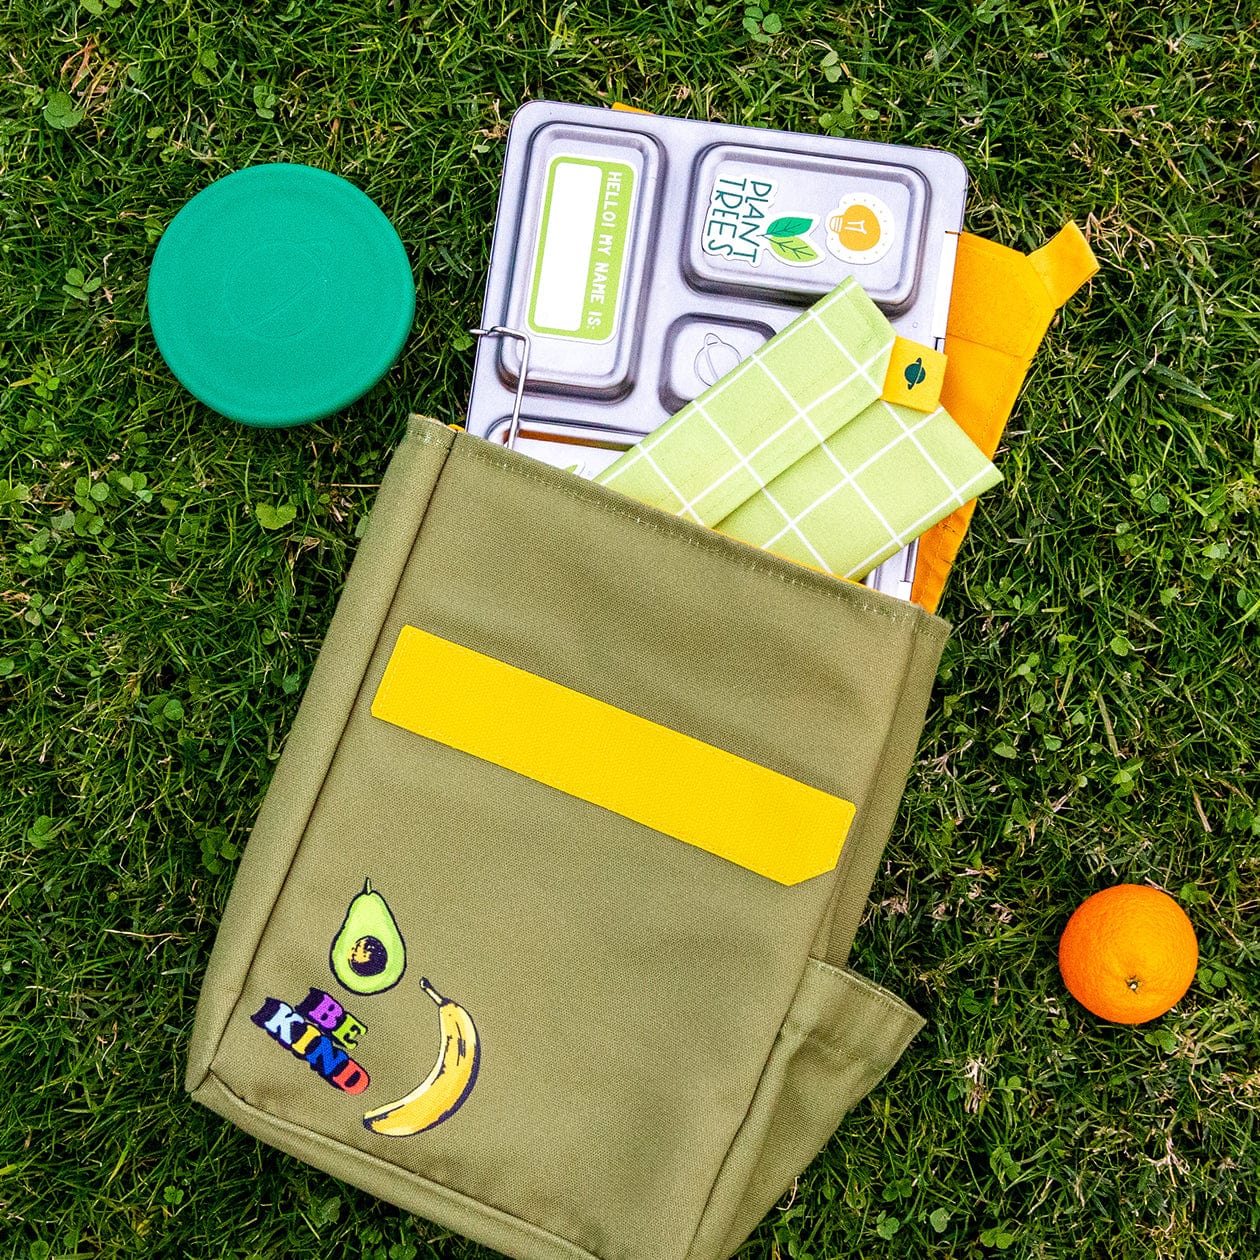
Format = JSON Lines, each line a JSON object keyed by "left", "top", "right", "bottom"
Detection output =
{"left": 881, "top": 337, "right": 947, "bottom": 412}
{"left": 1028, "top": 222, "right": 1099, "bottom": 309}
{"left": 372, "top": 626, "right": 854, "bottom": 886}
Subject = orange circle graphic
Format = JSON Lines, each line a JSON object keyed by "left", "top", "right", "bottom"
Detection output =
{"left": 832, "top": 205, "right": 883, "bottom": 252}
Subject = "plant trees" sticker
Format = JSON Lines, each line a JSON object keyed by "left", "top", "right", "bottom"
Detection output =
{"left": 701, "top": 172, "right": 822, "bottom": 268}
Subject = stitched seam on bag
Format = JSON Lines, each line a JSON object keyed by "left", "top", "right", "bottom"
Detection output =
{"left": 668, "top": 567, "right": 934, "bottom": 1253}
{"left": 195, "top": 430, "right": 457, "bottom": 1088}
{"left": 809, "top": 957, "right": 920, "bottom": 1011}
{"left": 454, "top": 436, "right": 948, "bottom": 635}
{"left": 778, "top": 1013, "right": 922, "bottom": 1095}
{"left": 821, "top": 614, "right": 949, "bottom": 967}
{"left": 202, "top": 1073, "right": 602, "bottom": 1260}
{"left": 818, "top": 628, "right": 923, "bottom": 963}
{"left": 813, "top": 629, "right": 920, "bottom": 966}
{"left": 682, "top": 960, "right": 925, "bottom": 1257}
{"left": 782, "top": 963, "right": 925, "bottom": 1056}
{"left": 679, "top": 953, "right": 822, "bottom": 1260}
{"left": 784, "top": 1012, "right": 922, "bottom": 1058}
{"left": 785, "top": 978, "right": 927, "bottom": 1075}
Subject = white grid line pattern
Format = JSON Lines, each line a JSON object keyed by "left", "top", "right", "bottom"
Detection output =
{"left": 876, "top": 399, "right": 972, "bottom": 510}
{"left": 681, "top": 401, "right": 816, "bottom": 524}
{"left": 786, "top": 408, "right": 947, "bottom": 546}
{"left": 759, "top": 340, "right": 893, "bottom": 425}
{"left": 716, "top": 402, "right": 998, "bottom": 579}
{"left": 684, "top": 400, "right": 806, "bottom": 515}
{"left": 693, "top": 398, "right": 764, "bottom": 487}
{"left": 844, "top": 464, "right": 1001, "bottom": 578}
{"left": 597, "top": 278, "right": 890, "bottom": 498}
{"left": 757, "top": 409, "right": 945, "bottom": 551}
{"left": 680, "top": 340, "right": 892, "bottom": 520}
{"left": 760, "top": 483, "right": 831, "bottom": 570}
{"left": 806, "top": 304, "right": 883, "bottom": 392}
{"left": 637, "top": 446, "right": 701, "bottom": 522}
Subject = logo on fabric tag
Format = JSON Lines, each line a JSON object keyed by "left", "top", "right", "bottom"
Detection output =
{"left": 881, "top": 337, "right": 947, "bottom": 412}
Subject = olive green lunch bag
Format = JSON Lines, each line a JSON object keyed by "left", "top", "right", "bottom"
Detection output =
{"left": 186, "top": 417, "right": 948, "bottom": 1260}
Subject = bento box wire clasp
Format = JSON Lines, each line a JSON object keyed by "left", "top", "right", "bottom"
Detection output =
{"left": 470, "top": 325, "right": 532, "bottom": 451}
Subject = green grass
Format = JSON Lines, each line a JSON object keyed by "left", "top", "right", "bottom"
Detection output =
{"left": 2, "top": 2, "right": 1258, "bottom": 1258}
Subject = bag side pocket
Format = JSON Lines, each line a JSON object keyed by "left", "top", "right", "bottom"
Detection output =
{"left": 688, "top": 958, "right": 924, "bottom": 1260}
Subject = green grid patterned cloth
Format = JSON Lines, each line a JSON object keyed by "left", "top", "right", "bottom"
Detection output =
{"left": 715, "top": 398, "right": 1001, "bottom": 579}
{"left": 595, "top": 278, "right": 1000, "bottom": 580}
{"left": 596, "top": 278, "right": 894, "bottom": 526}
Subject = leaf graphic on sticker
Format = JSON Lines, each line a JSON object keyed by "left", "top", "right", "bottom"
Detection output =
{"left": 767, "top": 236, "right": 820, "bottom": 263}
{"left": 766, "top": 216, "right": 815, "bottom": 238}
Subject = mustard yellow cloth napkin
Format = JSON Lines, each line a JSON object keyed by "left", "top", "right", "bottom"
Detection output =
{"left": 910, "top": 223, "right": 1098, "bottom": 610}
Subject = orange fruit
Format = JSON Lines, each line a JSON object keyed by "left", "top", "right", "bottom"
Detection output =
{"left": 1058, "top": 884, "right": 1198, "bottom": 1024}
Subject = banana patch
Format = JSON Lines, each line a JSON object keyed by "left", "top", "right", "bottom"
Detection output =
{"left": 362, "top": 978, "right": 480, "bottom": 1137}
{"left": 247, "top": 879, "right": 481, "bottom": 1136}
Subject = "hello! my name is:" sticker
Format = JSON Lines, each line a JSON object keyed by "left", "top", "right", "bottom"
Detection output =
{"left": 528, "top": 156, "right": 636, "bottom": 343}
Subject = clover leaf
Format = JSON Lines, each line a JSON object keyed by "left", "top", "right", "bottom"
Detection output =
{"left": 255, "top": 503, "right": 298, "bottom": 530}
{"left": 43, "top": 91, "right": 84, "bottom": 130}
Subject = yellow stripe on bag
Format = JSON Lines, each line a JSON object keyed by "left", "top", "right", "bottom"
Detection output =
{"left": 372, "top": 626, "right": 854, "bottom": 886}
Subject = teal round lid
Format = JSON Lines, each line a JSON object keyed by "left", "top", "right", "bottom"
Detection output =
{"left": 147, "top": 164, "right": 415, "bottom": 428}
